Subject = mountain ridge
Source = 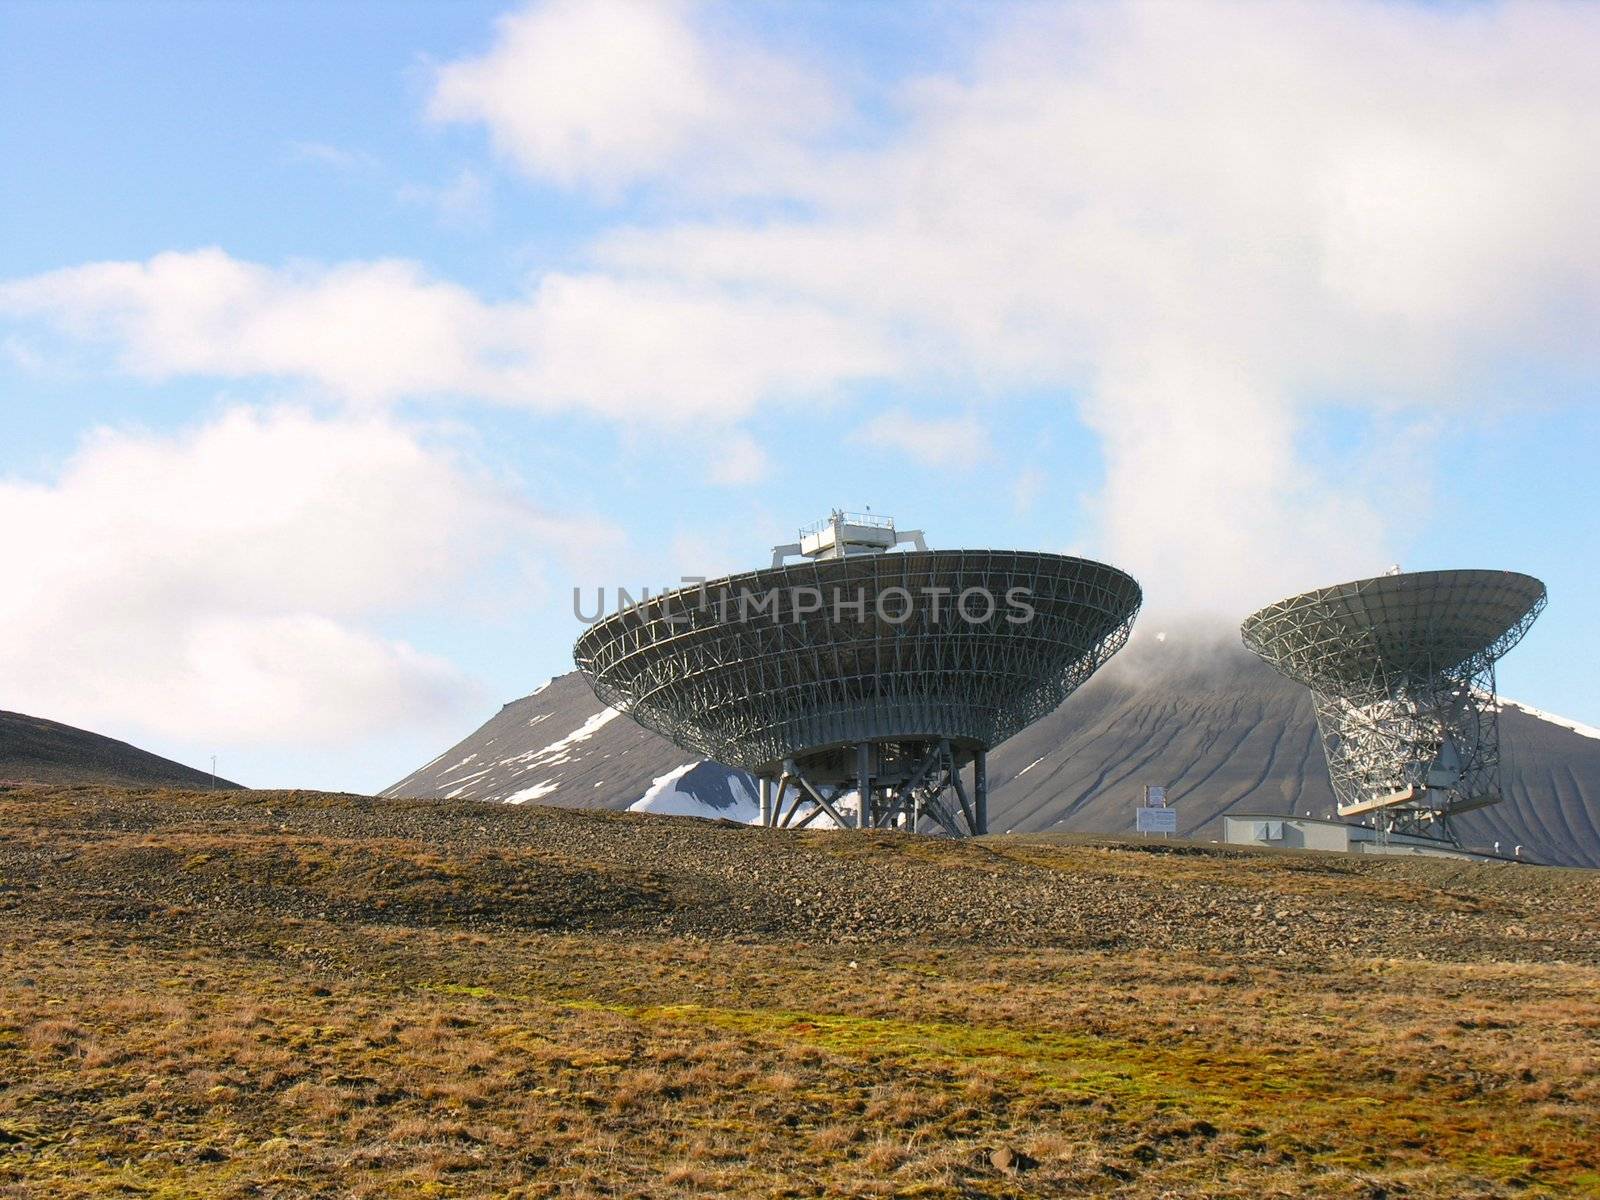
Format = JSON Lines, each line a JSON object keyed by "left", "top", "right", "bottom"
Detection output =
{"left": 0, "top": 709, "right": 240, "bottom": 790}
{"left": 384, "top": 629, "right": 1600, "bottom": 867}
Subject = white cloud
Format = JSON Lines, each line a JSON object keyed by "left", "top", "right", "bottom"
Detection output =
{"left": 707, "top": 431, "right": 769, "bottom": 485}
{"left": 426, "top": 0, "right": 836, "bottom": 195}
{"left": 0, "top": 250, "right": 894, "bottom": 421}
{"left": 0, "top": 250, "right": 493, "bottom": 406}
{"left": 1, "top": 334, "right": 48, "bottom": 374}
{"left": 6, "top": 0, "right": 1599, "bottom": 620}
{"left": 586, "top": 0, "right": 1600, "bottom": 610}
{"left": 853, "top": 409, "right": 991, "bottom": 469}
{"left": 512, "top": 273, "right": 893, "bottom": 419}
{"left": 396, "top": 167, "right": 492, "bottom": 227}
{"left": 1012, "top": 466, "right": 1045, "bottom": 516}
{"left": 0, "top": 406, "right": 583, "bottom": 747}
{"left": 287, "top": 141, "right": 377, "bottom": 171}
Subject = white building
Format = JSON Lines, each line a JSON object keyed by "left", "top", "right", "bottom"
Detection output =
{"left": 1220, "top": 813, "right": 1519, "bottom": 862}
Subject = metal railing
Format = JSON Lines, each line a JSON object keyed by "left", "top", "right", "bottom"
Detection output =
{"left": 799, "top": 511, "right": 895, "bottom": 537}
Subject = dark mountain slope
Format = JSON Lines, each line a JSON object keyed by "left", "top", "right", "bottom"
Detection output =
{"left": 0, "top": 710, "right": 239, "bottom": 789}
{"left": 980, "top": 633, "right": 1600, "bottom": 866}
{"left": 385, "top": 630, "right": 1600, "bottom": 866}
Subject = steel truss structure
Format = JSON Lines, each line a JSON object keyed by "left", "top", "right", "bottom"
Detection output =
{"left": 758, "top": 738, "right": 988, "bottom": 835}
{"left": 1241, "top": 569, "right": 1546, "bottom": 841}
{"left": 575, "top": 548, "right": 1141, "bottom": 836}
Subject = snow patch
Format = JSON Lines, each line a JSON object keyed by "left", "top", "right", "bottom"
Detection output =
{"left": 442, "top": 752, "right": 478, "bottom": 774}
{"left": 628, "top": 764, "right": 761, "bottom": 823}
{"left": 505, "top": 780, "right": 560, "bottom": 804}
{"left": 504, "top": 708, "right": 621, "bottom": 770}
{"left": 1015, "top": 755, "right": 1047, "bottom": 779}
{"left": 440, "top": 765, "right": 494, "bottom": 788}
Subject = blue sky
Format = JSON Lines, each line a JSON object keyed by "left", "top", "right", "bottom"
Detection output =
{"left": 3, "top": 0, "right": 1597, "bottom": 791}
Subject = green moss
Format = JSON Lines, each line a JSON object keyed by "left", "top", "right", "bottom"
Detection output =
{"left": 420, "top": 982, "right": 495, "bottom": 999}
{"left": 417, "top": 978, "right": 1571, "bottom": 1188}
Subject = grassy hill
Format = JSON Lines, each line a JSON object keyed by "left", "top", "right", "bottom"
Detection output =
{"left": 1, "top": 783, "right": 1596, "bottom": 1197}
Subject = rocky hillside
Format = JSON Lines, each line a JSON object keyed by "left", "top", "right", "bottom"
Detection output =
{"left": 5, "top": 782, "right": 1594, "bottom": 959}
{"left": 385, "top": 628, "right": 1600, "bottom": 867}
{"left": 0, "top": 709, "right": 239, "bottom": 789}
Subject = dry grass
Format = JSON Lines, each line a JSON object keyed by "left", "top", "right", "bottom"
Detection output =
{"left": 0, "top": 785, "right": 1597, "bottom": 1198}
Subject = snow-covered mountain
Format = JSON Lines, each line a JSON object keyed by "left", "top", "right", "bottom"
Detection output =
{"left": 383, "top": 628, "right": 1600, "bottom": 867}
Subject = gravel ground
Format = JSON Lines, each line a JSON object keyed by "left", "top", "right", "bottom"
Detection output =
{"left": 3, "top": 783, "right": 1595, "bottom": 967}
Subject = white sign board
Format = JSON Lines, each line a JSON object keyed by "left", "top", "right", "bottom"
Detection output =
{"left": 1143, "top": 785, "right": 1167, "bottom": 808}
{"left": 1136, "top": 806, "right": 1178, "bottom": 834}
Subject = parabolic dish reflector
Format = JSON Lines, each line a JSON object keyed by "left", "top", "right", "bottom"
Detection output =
{"left": 1240, "top": 569, "right": 1546, "bottom": 702}
{"left": 574, "top": 550, "right": 1141, "bottom": 774}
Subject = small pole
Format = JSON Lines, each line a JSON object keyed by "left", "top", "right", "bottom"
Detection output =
{"left": 210, "top": 755, "right": 217, "bottom": 791}
{"left": 856, "top": 742, "right": 871, "bottom": 829}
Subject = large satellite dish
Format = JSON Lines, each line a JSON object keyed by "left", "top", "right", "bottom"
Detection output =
{"left": 1242, "top": 569, "right": 1546, "bottom": 841}
{"left": 575, "top": 511, "right": 1141, "bottom": 836}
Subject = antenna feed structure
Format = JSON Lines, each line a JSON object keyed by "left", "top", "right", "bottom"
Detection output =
{"left": 770, "top": 509, "right": 927, "bottom": 568}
